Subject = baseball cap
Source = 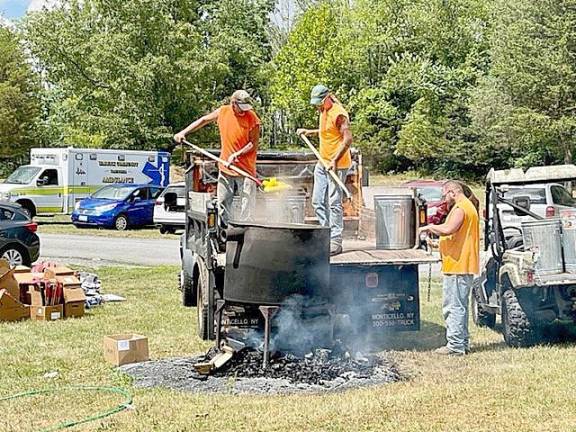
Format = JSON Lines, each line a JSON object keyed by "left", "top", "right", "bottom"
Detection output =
{"left": 231, "top": 90, "right": 253, "bottom": 111}
{"left": 310, "top": 84, "right": 330, "bottom": 105}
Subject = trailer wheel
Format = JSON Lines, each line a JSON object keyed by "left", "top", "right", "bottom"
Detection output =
{"left": 180, "top": 267, "right": 196, "bottom": 307}
{"left": 114, "top": 214, "right": 129, "bottom": 231}
{"left": 196, "top": 257, "right": 210, "bottom": 340}
{"left": 471, "top": 279, "right": 496, "bottom": 328}
{"left": 501, "top": 286, "right": 542, "bottom": 347}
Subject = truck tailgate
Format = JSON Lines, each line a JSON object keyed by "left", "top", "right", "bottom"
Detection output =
{"left": 332, "top": 240, "right": 440, "bottom": 266}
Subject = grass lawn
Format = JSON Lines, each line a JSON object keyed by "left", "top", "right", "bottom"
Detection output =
{"left": 36, "top": 214, "right": 175, "bottom": 240}
{"left": 1, "top": 266, "right": 576, "bottom": 431}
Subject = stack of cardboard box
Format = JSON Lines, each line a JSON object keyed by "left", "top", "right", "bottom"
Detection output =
{"left": 0, "top": 260, "right": 86, "bottom": 323}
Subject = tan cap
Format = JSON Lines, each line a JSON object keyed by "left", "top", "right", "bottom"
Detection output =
{"left": 231, "top": 90, "right": 253, "bottom": 111}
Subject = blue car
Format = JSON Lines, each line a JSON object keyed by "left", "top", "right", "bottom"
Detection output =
{"left": 72, "top": 184, "right": 164, "bottom": 230}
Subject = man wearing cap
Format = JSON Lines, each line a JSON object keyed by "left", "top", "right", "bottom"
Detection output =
{"left": 297, "top": 85, "right": 353, "bottom": 256}
{"left": 174, "top": 90, "right": 260, "bottom": 226}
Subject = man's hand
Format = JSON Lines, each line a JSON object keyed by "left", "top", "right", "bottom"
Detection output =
{"left": 173, "top": 132, "right": 186, "bottom": 143}
{"left": 227, "top": 152, "right": 239, "bottom": 165}
{"left": 418, "top": 225, "right": 430, "bottom": 234}
{"left": 327, "top": 159, "right": 337, "bottom": 171}
{"left": 296, "top": 128, "right": 309, "bottom": 137}
{"left": 427, "top": 237, "right": 439, "bottom": 250}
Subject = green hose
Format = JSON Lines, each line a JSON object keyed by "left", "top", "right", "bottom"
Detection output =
{"left": 0, "top": 385, "right": 133, "bottom": 432}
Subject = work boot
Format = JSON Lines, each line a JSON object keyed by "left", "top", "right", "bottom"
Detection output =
{"left": 434, "top": 346, "right": 465, "bottom": 356}
{"left": 330, "top": 242, "right": 343, "bottom": 256}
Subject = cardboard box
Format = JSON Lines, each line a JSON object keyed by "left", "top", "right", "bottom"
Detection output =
{"left": 0, "top": 265, "right": 20, "bottom": 301}
{"left": 0, "top": 289, "right": 29, "bottom": 322}
{"left": 63, "top": 286, "right": 86, "bottom": 318}
{"left": 57, "top": 274, "right": 82, "bottom": 289}
{"left": 103, "top": 334, "right": 149, "bottom": 366}
{"left": 64, "top": 302, "right": 85, "bottom": 319}
{"left": 30, "top": 304, "right": 63, "bottom": 322}
{"left": 28, "top": 286, "right": 45, "bottom": 306}
{"left": 13, "top": 272, "right": 43, "bottom": 286}
{"left": 13, "top": 265, "right": 31, "bottom": 274}
{"left": 45, "top": 266, "right": 75, "bottom": 277}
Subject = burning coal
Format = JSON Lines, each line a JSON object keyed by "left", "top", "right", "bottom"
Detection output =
{"left": 211, "top": 347, "right": 396, "bottom": 386}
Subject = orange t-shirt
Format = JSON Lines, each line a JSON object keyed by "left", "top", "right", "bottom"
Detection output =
{"left": 216, "top": 105, "right": 260, "bottom": 176}
{"left": 319, "top": 102, "right": 352, "bottom": 170}
{"left": 439, "top": 196, "right": 480, "bottom": 275}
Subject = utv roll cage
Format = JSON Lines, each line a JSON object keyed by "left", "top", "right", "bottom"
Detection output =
{"left": 484, "top": 165, "right": 576, "bottom": 261}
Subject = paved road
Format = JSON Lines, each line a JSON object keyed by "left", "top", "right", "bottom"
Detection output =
{"left": 38, "top": 233, "right": 445, "bottom": 278}
{"left": 39, "top": 233, "right": 181, "bottom": 267}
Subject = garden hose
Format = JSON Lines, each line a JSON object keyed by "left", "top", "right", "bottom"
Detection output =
{"left": 0, "top": 385, "right": 132, "bottom": 431}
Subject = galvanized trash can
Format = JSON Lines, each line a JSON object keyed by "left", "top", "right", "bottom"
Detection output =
{"left": 256, "top": 195, "right": 307, "bottom": 225}
{"left": 560, "top": 210, "right": 576, "bottom": 273}
{"left": 521, "top": 219, "right": 564, "bottom": 275}
{"left": 374, "top": 195, "right": 415, "bottom": 250}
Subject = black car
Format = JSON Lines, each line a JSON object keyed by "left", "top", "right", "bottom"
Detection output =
{"left": 0, "top": 201, "right": 40, "bottom": 266}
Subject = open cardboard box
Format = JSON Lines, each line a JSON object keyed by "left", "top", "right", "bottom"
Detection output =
{"left": 30, "top": 304, "right": 63, "bottom": 321}
{"left": 63, "top": 285, "right": 86, "bottom": 318}
{"left": 0, "top": 259, "right": 20, "bottom": 298}
{"left": 0, "top": 289, "right": 29, "bottom": 322}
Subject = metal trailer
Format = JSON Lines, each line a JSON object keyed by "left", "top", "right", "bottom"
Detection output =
{"left": 179, "top": 150, "right": 438, "bottom": 342}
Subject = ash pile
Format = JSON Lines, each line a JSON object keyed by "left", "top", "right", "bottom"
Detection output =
{"left": 123, "top": 344, "right": 400, "bottom": 395}
{"left": 211, "top": 346, "right": 399, "bottom": 385}
{"left": 124, "top": 298, "right": 401, "bottom": 395}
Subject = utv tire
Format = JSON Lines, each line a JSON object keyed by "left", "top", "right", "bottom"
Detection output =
{"left": 501, "top": 288, "right": 542, "bottom": 347}
{"left": 471, "top": 280, "right": 496, "bottom": 329}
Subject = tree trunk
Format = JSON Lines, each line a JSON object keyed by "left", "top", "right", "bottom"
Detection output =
{"left": 563, "top": 136, "right": 573, "bottom": 164}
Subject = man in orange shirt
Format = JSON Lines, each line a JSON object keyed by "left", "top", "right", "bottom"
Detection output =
{"left": 174, "top": 90, "right": 260, "bottom": 226}
{"left": 297, "top": 84, "right": 353, "bottom": 256}
{"left": 419, "top": 181, "right": 479, "bottom": 356}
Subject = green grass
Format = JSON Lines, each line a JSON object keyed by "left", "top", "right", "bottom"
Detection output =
{"left": 2, "top": 266, "right": 576, "bottom": 431}
{"left": 36, "top": 214, "right": 174, "bottom": 239}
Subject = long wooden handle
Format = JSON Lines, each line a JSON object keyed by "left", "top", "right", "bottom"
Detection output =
{"left": 182, "top": 140, "right": 262, "bottom": 186}
{"left": 298, "top": 133, "right": 351, "bottom": 199}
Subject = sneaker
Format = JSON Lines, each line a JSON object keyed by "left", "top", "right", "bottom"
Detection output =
{"left": 434, "top": 346, "right": 465, "bottom": 356}
{"left": 330, "top": 242, "right": 343, "bottom": 256}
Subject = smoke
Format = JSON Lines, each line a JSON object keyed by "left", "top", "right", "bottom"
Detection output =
{"left": 270, "top": 295, "right": 334, "bottom": 355}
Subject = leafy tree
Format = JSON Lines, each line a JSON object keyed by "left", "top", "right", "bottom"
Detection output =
{"left": 471, "top": 0, "right": 576, "bottom": 167}
{"left": 270, "top": 0, "right": 489, "bottom": 173}
{"left": 23, "top": 0, "right": 274, "bottom": 152}
{"left": 0, "top": 26, "right": 41, "bottom": 172}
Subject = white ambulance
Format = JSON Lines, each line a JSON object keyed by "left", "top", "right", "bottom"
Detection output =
{"left": 0, "top": 148, "right": 170, "bottom": 216}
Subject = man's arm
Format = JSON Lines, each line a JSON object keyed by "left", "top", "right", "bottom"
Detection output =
{"left": 174, "top": 108, "right": 220, "bottom": 143}
{"left": 420, "top": 208, "right": 465, "bottom": 236}
{"left": 328, "top": 115, "right": 353, "bottom": 170}
{"left": 296, "top": 128, "right": 319, "bottom": 136}
{"left": 227, "top": 124, "right": 260, "bottom": 164}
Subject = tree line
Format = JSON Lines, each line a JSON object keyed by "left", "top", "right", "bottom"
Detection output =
{"left": 1, "top": 0, "right": 575, "bottom": 178}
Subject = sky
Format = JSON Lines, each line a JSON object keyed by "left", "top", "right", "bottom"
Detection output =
{"left": 0, "top": 0, "right": 48, "bottom": 19}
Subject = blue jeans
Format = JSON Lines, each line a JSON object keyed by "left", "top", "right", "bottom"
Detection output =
{"left": 442, "top": 274, "right": 473, "bottom": 353}
{"left": 217, "top": 173, "right": 256, "bottom": 226}
{"left": 312, "top": 163, "right": 348, "bottom": 245}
